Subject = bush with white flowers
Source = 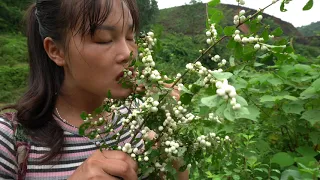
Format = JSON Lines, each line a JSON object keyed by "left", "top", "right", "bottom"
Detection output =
{"left": 79, "top": 0, "right": 320, "bottom": 179}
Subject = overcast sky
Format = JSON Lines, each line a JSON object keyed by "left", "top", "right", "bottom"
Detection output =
{"left": 156, "top": 0, "right": 320, "bottom": 27}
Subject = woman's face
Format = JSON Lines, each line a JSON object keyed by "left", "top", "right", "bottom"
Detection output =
{"left": 63, "top": 0, "right": 137, "bottom": 99}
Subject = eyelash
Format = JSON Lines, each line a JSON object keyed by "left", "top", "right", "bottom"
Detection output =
{"left": 96, "top": 36, "right": 135, "bottom": 45}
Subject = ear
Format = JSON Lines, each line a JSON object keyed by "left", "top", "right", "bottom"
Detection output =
{"left": 43, "top": 37, "right": 65, "bottom": 66}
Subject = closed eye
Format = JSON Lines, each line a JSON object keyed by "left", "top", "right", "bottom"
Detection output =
{"left": 96, "top": 41, "right": 112, "bottom": 45}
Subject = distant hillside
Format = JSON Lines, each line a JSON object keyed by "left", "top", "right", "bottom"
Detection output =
{"left": 156, "top": 3, "right": 302, "bottom": 37}
{"left": 298, "top": 21, "right": 320, "bottom": 36}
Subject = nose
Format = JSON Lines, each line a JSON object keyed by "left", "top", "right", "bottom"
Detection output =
{"left": 115, "top": 40, "right": 132, "bottom": 65}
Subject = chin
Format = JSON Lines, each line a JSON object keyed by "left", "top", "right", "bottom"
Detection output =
{"left": 108, "top": 87, "right": 133, "bottom": 99}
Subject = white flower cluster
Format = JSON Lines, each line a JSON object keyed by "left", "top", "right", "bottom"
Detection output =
{"left": 215, "top": 79, "right": 241, "bottom": 110}
{"left": 137, "top": 151, "right": 151, "bottom": 162}
{"left": 194, "top": 133, "right": 232, "bottom": 149}
{"left": 233, "top": 30, "right": 268, "bottom": 51}
{"left": 233, "top": 9, "right": 246, "bottom": 25}
{"left": 236, "top": 0, "right": 245, "bottom": 5}
{"left": 206, "top": 23, "right": 218, "bottom": 45}
{"left": 141, "top": 126, "right": 151, "bottom": 139}
{"left": 141, "top": 32, "right": 157, "bottom": 49}
{"left": 196, "top": 135, "right": 212, "bottom": 148}
{"left": 211, "top": 54, "right": 227, "bottom": 67}
{"left": 155, "top": 162, "right": 167, "bottom": 172}
{"left": 118, "top": 143, "right": 140, "bottom": 159}
{"left": 139, "top": 31, "right": 163, "bottom": 82}
{"left": 162, "top": 110, "right": 177, "bottom": 134}
{"left": 121, "top": 109, "right": 144, "bottom": 136}
{"left": 172, "top": 101, "right": 199, "bottom": 124}
{"left": 140, "top": 97, "right": 160, "bottom": 113}
{"left": 164, "top": 140, "right": 180, "bottom": 155}
{"left": 208, "top": 113, "right": 223, "bottom": 123}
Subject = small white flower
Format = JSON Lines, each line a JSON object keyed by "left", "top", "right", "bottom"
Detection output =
{"left": 147, "top": 32, "right": 154, "bottom": 37}
{"left": 206, "top": 31, "right": 212, "bottom": 37}
{"left": 144, "top": 156, "right": 149, "bottom": 161}
{"left": 261, "top": 45, "right": 268, "bottom": 51}
{"left": 242, "top": 37, "right": 249, "bottom": 43}
{"left": 254, "top": 44, "right": 261, "bottom": 50}
{"left": 239, "top": 15, "right": 246, "bottom": 23}
{"left": 206, "top": 38, "right": 212, "bottom": 45}
{"left": 216, "top": 89, "right": 226, "bottom": 96}
{"left": 150, "top": 107, "right": 158, "bottom": 113}
{"left": 235, "top": 30, "right": 240, "bottom": 34}
{"left": 234, "top": 34, "right": 241, "bottom": 42}
{"left": 239, "top": 10, "right": 246, "bottom": 16}
{"left": 234, "top": 15, "right": 239, "bottom": 20}
{"left": 257, "top": 15, "right": 263, "bottom": 21}
{"left": 233, "top": 103, "right": 242, "bottom": 110}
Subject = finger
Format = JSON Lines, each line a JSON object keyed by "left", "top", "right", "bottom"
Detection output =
{"left": 101, "top": 150, "right": 138, "bottom": 172}
{"left": 170, "top": 91, "right": 180, "bottom": 101}
{"left": 100, "top": 159, "right": 137, "bottom": 180}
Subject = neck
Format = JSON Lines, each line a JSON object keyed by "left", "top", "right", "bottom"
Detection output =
{"left": 55, "top": 89, "right": 105, "bottom": 128}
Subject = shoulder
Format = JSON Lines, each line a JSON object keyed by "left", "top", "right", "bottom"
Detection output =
{"left": 0, "top": 114, "right": 16, "bottom": 148}
{"left": 0, "top": 114, "right": 15, "bottom": 136}
{"left": 0, "top": 114, "right": 18, "bottom": 179}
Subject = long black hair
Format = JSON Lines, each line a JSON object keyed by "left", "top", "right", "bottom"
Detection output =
{"left": 1, "top": 0, "right": 139, "bottom": 163}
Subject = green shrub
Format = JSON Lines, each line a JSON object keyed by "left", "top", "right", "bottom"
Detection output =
{"left": 0, "top": 33, "right": 28, "bottom": 66}
{"left": 0, "top": 65, "right": 28, "bottom": 103}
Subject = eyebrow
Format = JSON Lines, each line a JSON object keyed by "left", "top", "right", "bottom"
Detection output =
{"left": 96, "top": 24, "right": 134, "bottom": 31}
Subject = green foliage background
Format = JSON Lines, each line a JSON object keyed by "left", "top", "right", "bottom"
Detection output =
{"left": 0, "top": 0, "right": 320, "bottom": 179}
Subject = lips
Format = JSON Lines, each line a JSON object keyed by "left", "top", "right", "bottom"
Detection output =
{"left": 116, "top": 67, "right": 135, "bottom": 81}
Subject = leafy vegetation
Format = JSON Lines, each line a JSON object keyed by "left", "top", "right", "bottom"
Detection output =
{"left": 298, "top": 21, "right": 320, "bottom": 36}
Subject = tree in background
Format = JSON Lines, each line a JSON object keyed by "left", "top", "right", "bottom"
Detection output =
{"left": 137, "top": 0, "right": 159, "bottom": 31}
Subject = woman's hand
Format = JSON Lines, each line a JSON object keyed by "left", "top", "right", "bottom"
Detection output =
{"left": 68, "top": 150, "right": 138, "bottom": 180}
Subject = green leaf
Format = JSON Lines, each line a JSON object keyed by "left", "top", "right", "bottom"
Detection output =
{"left": 280, "top": 169, "right": 302, "bottom": 180}
{"left": 282, "top": 101, "right": 305, "bottom": 115}
{"left": 235, "top": 107, "right": 251, "bottom": 120}
{"left": 296, "top": 157, "right": 318, "bottom": 170}
{"left": 296, "top": 146, "right": 318, "bottom": 157}
{"left": 80, "top": 111, "right": 88, "bottom": 120}
{"left": 301, "top": 109, "right": 320, "bottom": 126}
{"left": 271, "top": 152, "right": 294, "bottom": 168}
{"left": 223, "top": 26, "right": 236, "bottom": 36}
{"left": 272, "top": 27, "right": 283, "bottom": 36}
{"left": 201, "top": 95, "right": 219, "bottom": 108}
{"left": 211, "top": 72, "right": 233, "bottom": 80}
{"left": 310, "top": 78, "right": 320, "bottom": 91}
{"left": 208, "top": 0, "right": 220, "bottom": 7}
{"left": 78, "top": 122, "right": 91, "bottom": 136}
{"left": 236, "top": 96, "right": 248, "bottom": 106}
{"left": 107, "top": 90, "right": 112, "bottom": 98}
{"left": 300, "top": 87, "right": 317, "bottom": 99}
{"left": 179, "top": 84, "right": 193, "bottom": 94}
{"left": 280, "top": 1, "right": 287, "bottom": 12}
{"left": 303, "top": 0, "right": 313, "bottom": 10}
{"left": 234, "top": 42, "right": 243, "bottom": 58}
{"left": 310, "top": 132, "right": 320, "bottom": 145}
{"left": 260, "top": 95, "right": 276, "bottom": 102}
{"left": 229, "top": 56, "right": 235, "bottom": 67}
{"left": 244, "top": 105, "right": 260, "bottom": 121}
{"left": 267, "top": 78, "right": 283, "bottom": 86}
{"left": 224, "top": 104, "right": 235, "bottom": 121}
{"left": 209, "top": 8, "right": 224, "bottom": 24}
{"left": 180, "top": 93, "right": 193, "bottom": 105}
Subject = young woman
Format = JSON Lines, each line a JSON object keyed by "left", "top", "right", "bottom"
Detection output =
{"left": 0, "top": 0, "right": 187, "bottom": 179}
